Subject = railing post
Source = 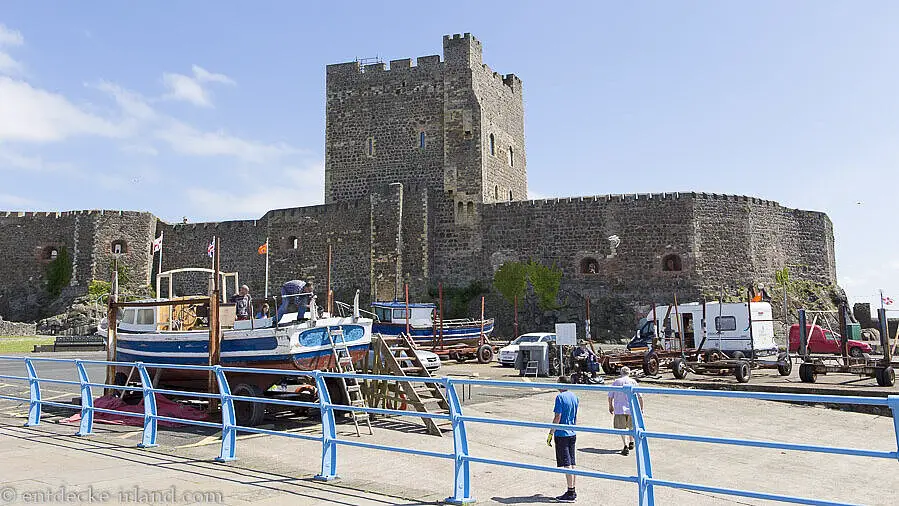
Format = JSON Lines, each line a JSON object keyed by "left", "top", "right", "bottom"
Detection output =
{"left": 135, "top": 363, "right": 158, "bottom": 448}
{"left": 313, "top": 372, "right": 338, "bottom": 481}
{"left": 23, "top": 358, "right": 41, "bottom": 427}
{"left": 888, "top": 395, "right": 899, "bottom": 463}
{"left": 214, "top": 366, "right": 237, "bottom": 462}
{"left": 628, "top": 386, "right": 654, "bottom": 506}
{"left": 74, "top": 360, "right": 94, "bottom": 436}
{"left": 444, "top": 378, "right": 474, "bottom": 504}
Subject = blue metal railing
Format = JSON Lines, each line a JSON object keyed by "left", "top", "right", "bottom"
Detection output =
{"left": 0, "top": 355, "right": 897, "bottom": 505}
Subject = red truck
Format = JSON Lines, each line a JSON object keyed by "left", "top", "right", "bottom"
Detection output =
{"left": 788, "top": 324, "right": 874, "bottom": 357}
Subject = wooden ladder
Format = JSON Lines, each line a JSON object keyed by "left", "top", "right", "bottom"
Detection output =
{"left": 326, "top": 326, "right": 373, "bottom": 436}
{"left": 371, "top": 334, "right": 450, "bottom": 436}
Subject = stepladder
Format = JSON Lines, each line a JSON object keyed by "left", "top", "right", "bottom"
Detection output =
{"left": 326, "top": 326, "right": 372, "bottom": 436}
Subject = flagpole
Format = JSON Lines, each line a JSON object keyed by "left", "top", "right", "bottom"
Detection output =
{"left": 264, "top": 237, "right": 270, "bottom": 299}
{"left": 881, "top": 289, "right": 886, "bottom": 312}
{"left": 157, "top": 231, "right": 163, "bottom": 286}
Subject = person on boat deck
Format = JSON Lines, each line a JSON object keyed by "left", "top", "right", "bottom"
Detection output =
{"left": 277, "top": 280, "right": 314, "bottom": 319}
{"left": 230, "top": 285, "right": 252, "bottom": 320}
{"left": 256, "top": 303, "right": 270, "bottom": 319}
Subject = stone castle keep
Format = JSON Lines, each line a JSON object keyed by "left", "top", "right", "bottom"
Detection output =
{"left": 0, "top": 34, "right": 838, "bottom": 336}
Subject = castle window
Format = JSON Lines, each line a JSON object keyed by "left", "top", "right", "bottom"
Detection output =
{"left": 494, "top": 185, "right": 499, "bottom": 201}
{"left": 508, "top": 146, "right": 514, "bottom": 166}
{"left": 287, "top": 236, "right": 299, "bottom": 250}
{"left": 467, "top": 201, "right": 474, "bottom": 216}
{"left": 111, "top": 240, "right": 127, "bottom": 255}
{"left": 366, "top": 136, "right": 375, "bottom": 157}
{"left": 43, "top": 246, "right": 58, "bottom": 261}
{"left": 489, "top": 133, "right": 495, "bottom": 156}
{"left": 419, "top": 131, "right": 426, "bottom": 149}
{"left": 457, "top": 201, "right": 464, "bottom": 216}
{"left": 580, "top": 258, "right": 599, "bottom": 275}
{"left": 662, "top": 254, "right": 683, "bottom": 272}
{"left": 509, "top": 190, "right": 513, "bottom": 201}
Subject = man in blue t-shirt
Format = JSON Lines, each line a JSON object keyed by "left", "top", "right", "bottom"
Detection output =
{"left": 548, "top": 376, "right": 579, "bottom": 503}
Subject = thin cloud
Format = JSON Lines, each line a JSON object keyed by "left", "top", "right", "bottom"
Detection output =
{"left": 0, "top": 192, "right": 40, "bottom": 209}
{"left": 0, "top": 23, "right": 24, "bottom": 76}
{"left": 155, "top": 121, "right": 302, "bottom": 163}
{"left": 162, "top": 65, "right": 235, "bottom": 108}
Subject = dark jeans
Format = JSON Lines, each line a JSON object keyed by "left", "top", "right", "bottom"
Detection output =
{"left": 554, "top": 435, "right": 576, "bottom": 467}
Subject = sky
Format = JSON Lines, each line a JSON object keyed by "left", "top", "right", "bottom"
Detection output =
{"left": 1, "top": 1, "right": 898, "bottom": 308}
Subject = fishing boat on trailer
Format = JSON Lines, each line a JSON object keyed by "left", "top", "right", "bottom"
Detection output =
{"left": 371, "top": 301, "right": 494, "bottom": 347}
{"left": 98, "top": 269, "right": 372, "bottom": 393}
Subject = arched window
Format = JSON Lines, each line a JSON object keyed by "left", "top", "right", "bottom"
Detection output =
{"left": 111, "top": 239, "right": 127, "bottom": 255}
{"left": 419, "top": 131, "right": 426, "bottom": 149}
{"left": 580, "top": 258, "right": 599, "bottom": 274}
{"left": 494, "top": 185, "right": 499, "bottom": 201}
{"left": 662, "top": 254, "right": 683, "bottom": 272}
{"left": 287, "top": 236, "right": 299, "bottom": 250}
{"left": 508, "top": 146, "right": 514, "bottom": 166}
{"left": 457, "top": 201, "right": 464, "bottom": 216}
{"left": 489, "top": 133, "right": 495, "bottom": 156}
{"left": 466, "top": 201, "right": 474, "bottom": 216}
{"left": 43, "top": 246, "right": 58, "bottom": 261}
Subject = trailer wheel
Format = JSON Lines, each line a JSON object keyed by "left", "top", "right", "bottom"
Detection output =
{"left": 232, "top": 383, "right": 265, "bottom": 427}
{"left": 731, "top": 351, "right": 745, "bottom": 360}
{"left": 706, "top": 349, "right": 723, "bottom": 363}
{"left": 876, "top": 366, "right": 895, "bottom": 387}
{"left": 799, "top": 363, "right": 817, "bottom": 383}
{"left": 642, "top": 353, "right": 660, "bottom": 376}
{"left": 777, "top": 358, "right": 793, "bottom": 376}
{"left": 734, "top": 361, "right": 751, "bottom": 383}
{"left": 849, "top": 347, "right": 863, "bottom": 358}
{"left": 476, "top": 345, "right": 494, "bottom": 364}
{"left": 672, "top": 358, "right": 688, "bottom": 379}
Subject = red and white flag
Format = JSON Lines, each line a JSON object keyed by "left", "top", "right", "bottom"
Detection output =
{"left": 207, "top": 239, "right": 216, "bottom": 258}
{"left": 883, "top": 296, "right": 894, "bottom": 306}
{"left": 152, "top": 234, "right": 163, "bottom": 254}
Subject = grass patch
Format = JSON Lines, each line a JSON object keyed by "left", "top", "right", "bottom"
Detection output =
{"left": 0, "top": 336, "right": 55, "bottom": 353}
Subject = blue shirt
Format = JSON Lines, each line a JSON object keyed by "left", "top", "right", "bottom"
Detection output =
{"left": 553, "top": 390, "right": 579, "bottom": 437}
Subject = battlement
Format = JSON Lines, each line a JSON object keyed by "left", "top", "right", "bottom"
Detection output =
{"left": 326, "top": 54, "right": 443, "bottom": 80}
{"left": 1, "top": 209, "right": 151, "bottom": 219}
{"left": 482, "top": 192, "right": 787, "bottom": 209}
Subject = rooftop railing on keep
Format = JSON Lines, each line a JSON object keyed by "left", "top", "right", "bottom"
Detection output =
{"left": 0, "top": 355, "right": 896, "bottom": 505}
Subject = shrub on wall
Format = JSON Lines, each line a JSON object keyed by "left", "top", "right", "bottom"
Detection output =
{"left": 88, "top": 280, "right": 112, "bottom": 300}
{"left": 45, "top": 247, "right": 73, "bottom": 297}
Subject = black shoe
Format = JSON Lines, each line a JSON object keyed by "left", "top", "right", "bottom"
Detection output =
{"left": 628, "top": 442, "right": 634, "bottom": 450}
{"left": 620, "top": 446, "right": 629, "bottom": 456}
{"left": 555, "top": 491, "right": 576, "bottom": 503}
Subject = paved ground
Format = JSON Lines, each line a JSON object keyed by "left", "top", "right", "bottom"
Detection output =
{"left": 1, "top": 351, "right": 899, "bottom": 505}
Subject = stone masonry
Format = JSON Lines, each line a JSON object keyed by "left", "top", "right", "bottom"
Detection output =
{"left": 0, "top": 34, "right": 837, "bottom": 339}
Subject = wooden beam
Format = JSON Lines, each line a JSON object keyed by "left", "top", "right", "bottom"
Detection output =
{"left": 111, "top": 298, "right": 211, "bottom": 308}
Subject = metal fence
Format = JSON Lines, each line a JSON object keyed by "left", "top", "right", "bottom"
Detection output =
{"left": 0, "top": 355, "right": 897, "bottom": 505}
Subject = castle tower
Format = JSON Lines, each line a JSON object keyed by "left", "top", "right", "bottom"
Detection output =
{"left": 324, "top": 33, "right": 527, "bottom": 205}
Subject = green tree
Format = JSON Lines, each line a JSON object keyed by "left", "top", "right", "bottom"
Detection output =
{"left": 45, "top": 247, "right": 73, "bottom": 297}
{"left": 528, "top": 260, "right": 562, "bottom": 311}
{"left": 493, "top": 261, "right": 528, "bottom": 305}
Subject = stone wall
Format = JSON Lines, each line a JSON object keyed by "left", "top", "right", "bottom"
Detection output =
{"left": 0, "top": 319, "right": 36, "bottom": 336}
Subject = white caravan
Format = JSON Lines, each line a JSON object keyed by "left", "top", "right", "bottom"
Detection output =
{"left": 635, "top": 301, "right": 777, "bottom": 358}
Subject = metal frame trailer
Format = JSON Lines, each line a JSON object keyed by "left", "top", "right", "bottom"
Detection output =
{"left": 796, "top": 305, "right": 895, "bottom": 387}
{"left": 668, "top": 293, "right": 792, "bottom": 383}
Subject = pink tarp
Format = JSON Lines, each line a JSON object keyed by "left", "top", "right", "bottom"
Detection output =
{"left": 61, "top": 393, "right": 209, "bottom": 428}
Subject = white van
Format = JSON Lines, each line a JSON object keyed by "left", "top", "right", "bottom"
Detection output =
{"left": 630, "top": 301, "right": 777, "bottom": 358}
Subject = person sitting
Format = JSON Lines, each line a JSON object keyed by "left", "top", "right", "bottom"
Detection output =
{"left": 230, "top": 285, "right": 251, "bottom": 321}
{"left": 277, "top": 280, "right": 314, "bottom": 320}
{"left": 572, "top": 341, "right": 600, "bottom": 381}
{"left": 256, "top": 303, "right": 270, "bottom": 319}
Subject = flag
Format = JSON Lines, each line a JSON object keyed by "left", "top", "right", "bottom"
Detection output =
{"left": 883, "top": 296, "right": 894, "bottom": 306}
{"left": 152, "top": 235, "right": 163, "bottom": 254}
{"left": 258, "top": 242, "right": 268, "bottom": 255}
{"left": 207, "top": 239, "right": 216, "bottom": 258}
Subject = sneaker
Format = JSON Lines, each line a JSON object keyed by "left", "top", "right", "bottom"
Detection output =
{"left": 628, "top": 442, "right": 634, "bottom": 450}
{"left": 555, "top": 491, "right": 576, "bottom": 503}
{"left": 620, "top": 446, "right": 629, "bottom": 456}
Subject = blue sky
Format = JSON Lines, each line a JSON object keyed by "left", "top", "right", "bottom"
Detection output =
{"left": 1, "top": 1, "right": 898, "bottom": 307}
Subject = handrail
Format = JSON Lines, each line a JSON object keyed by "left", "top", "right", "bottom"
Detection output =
{"left": 0, "top": 355, "right": 895, "bottom": 505}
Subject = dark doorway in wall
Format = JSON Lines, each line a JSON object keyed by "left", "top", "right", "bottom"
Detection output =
{"left": 580, "top": 258, "right": 599, "bottom": 274}
{"left": 662, "top": 254, "right": 682, "bottom": 272}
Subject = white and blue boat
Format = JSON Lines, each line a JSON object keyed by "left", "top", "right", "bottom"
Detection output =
{"left": 371, "top": 301, "right": 494, "bottom": 347}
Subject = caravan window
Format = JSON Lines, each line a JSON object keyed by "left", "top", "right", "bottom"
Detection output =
{"left": 136, "top": 309, "right": 155, "bottom": 325}
{"left": 715, "top": 316, "right": 737, "bottom": 332}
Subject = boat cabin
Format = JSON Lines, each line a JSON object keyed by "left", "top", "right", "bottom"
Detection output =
{"left": 117, "top": 300, "right": 272, "bottom": 333}
{"left": 371, "top": 301, "right": 436, "bottom": 327}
